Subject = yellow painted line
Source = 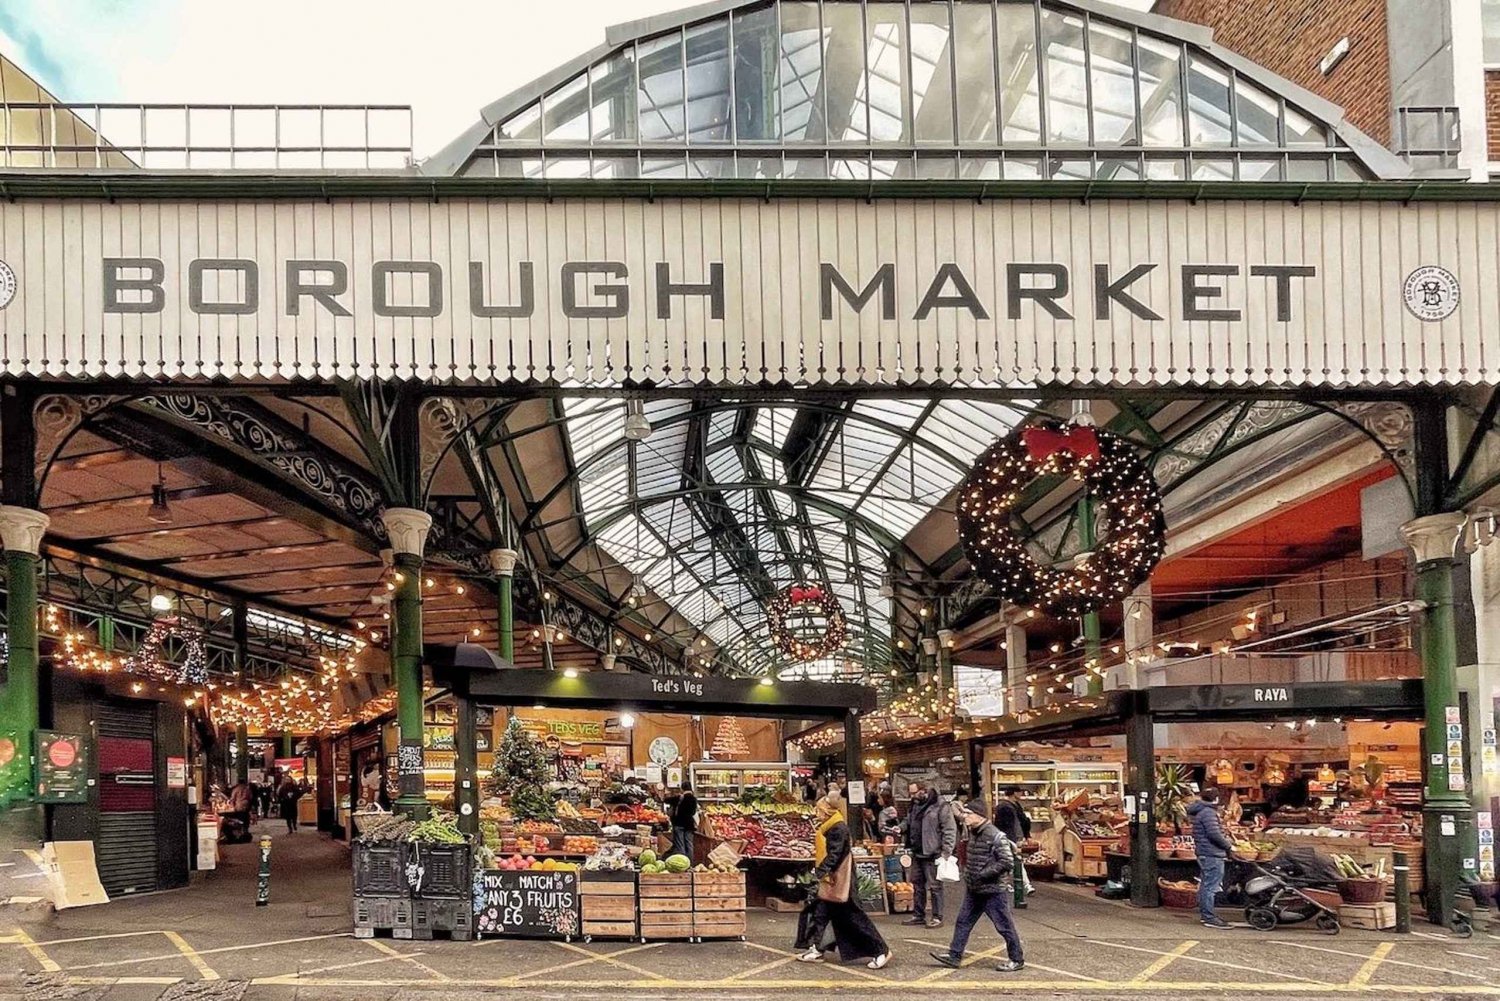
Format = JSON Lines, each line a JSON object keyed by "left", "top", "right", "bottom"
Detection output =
{"left": 162, "top": 930, "right": 219, "bottom": 981}
{"left": 741, "top": 939, "right": 890, "bottom": 983}
{"left": 1348, "top": 943, "right": 1394, "bottom": 987}
{"left": 551, "top": 939, "right": 672, "bottom": 981}
{"left": 362, "top": 937, "right": 450, "bottom": 981}
{"left": 1130, "top": 940, "right": 1197, "bottom": 983}
{"left": 9, "top": 929, "right": 166, "bottom": 947}
{"left": 1096, "top": 938, "right": 1326, "bottom": 984}
{"left": 1272, "top": 939, "right": 1485, "bottom": 982}
{"left": 259, "top": 948, "right": 430, "bottom": 983}
{"left": 9, "top": 926, "right": 60, "bottom": 973}
{"left": 21, "top": 849, "right": 43, "bottom": 867}
{"left": 511, "top": 942, "right": 665, "bottom": 981}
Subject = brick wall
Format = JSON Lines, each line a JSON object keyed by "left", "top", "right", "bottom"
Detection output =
{"left": 1154, "top": 0, "right": 1391, "bottom": 146}
{"left": 1487, "top": 71, "right": 1500, "bottom": 159}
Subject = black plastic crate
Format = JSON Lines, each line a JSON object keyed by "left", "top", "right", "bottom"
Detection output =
{"left": 353, "top": 842, "right": 408, "bottom": 898}
{"left": 408, "top": 841, "right": 474, "bottom": 899}
{"left": 411, "top": 896, "right": 474, "bottom": 941}
{"left": 353, "top": 893, "right": 413, "bottom": 938}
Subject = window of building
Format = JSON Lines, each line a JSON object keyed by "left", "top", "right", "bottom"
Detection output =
{"left": 1485, "top": 0, "right": 1500, "bottom": 65}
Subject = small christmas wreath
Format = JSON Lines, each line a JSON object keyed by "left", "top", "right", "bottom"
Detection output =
{"left": 956, "top": 422, "right": 1165, "bottom": 618}
{"left": 767, "top": 583, "right": 848, "bottom": 662}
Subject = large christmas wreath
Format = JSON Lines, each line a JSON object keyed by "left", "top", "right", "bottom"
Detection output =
{"left": 767, "top": 583, "right": 847, "bottom": 662}
{"left": 956, "top": 422, "right": 1165, "bottom": 618}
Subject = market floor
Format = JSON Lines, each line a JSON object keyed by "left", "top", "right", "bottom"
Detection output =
{"left": 3, "top": 822, "right": 1498, "bottom": 1001}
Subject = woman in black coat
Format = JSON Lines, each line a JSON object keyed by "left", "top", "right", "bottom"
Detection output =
{"left": 797, "top": 794, "right": 891, "bottom": 969}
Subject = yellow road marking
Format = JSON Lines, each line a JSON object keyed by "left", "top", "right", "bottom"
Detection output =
{"left": 511, "top": 941, "right": 665, "bottom": 981}
{"left": 21, "top": 849, "right": 43, "bottom": 868}
{"left": 260, "top": 948, "right": 429, "bottom": 983}
{"left": 741, "top": 939, "right": 889, "bottom": 982}
{"left": 1348, "top": 943, "right": 1394, "bottom": 987}
{"left": 551, "top": 939, "right": 672, "bottom": 980}
{"left": 9, "top": 926, "right": 60, "bottom": 973}
{"left": 1130, "top": 940, "right": 1197, "bottom": 983}
{"left": 162, "top": 930, "right": 219, "bottom": 981}
{"left": 7, "top": 929, "right": 165, "bottom": 947}
{"left": 62, "top": 932, "right": 348, "bottom": 972}
{"left": 1096, "top": 938, "right": 1326, "bottom": 984}
{"left": 362, "top": 938, "right": 450, "bottom": 981}
{"left": 725, "top": 952, "right": 802, "bottom": 981}
{"left": 1272, "top": 939, "right": 1485, "bottom": 982}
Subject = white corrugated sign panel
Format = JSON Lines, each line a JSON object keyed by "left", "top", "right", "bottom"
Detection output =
{"left": 0, "top": 196, "right": 1493, "bottom": 387}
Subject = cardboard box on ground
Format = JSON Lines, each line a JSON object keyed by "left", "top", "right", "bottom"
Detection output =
{"left": 42, "top": 840, "right": 108, "bottom": 909}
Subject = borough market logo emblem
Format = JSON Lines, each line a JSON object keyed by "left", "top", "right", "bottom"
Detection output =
{"left": 1402, "top": 265, "right": 1459, "bottom": 322}
{"left": 0, "top": 260, "right": 15, "bottom": 310}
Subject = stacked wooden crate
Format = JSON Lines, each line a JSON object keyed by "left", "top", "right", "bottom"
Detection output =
{"left": 580, "top": 871, "right": 638, "bottom": 941}
{"left": 637, "top": 872, "right": 695, "bottom": 941}
{"left": 692, "top": 870, "right": 746, "bottom": 940}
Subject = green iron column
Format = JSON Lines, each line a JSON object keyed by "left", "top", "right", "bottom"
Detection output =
{"left": 231, "top": 599, "right": 249, "bottom": 784}
{"left": 1401, "top": 511, "right": 1472, "bottom": 925}
{"left": 0, "top": 507, "right": 48, "bottom": 807}
{"left": 489, "top": 548, "right": 518, "bottom": 662}
{"left": 1079, "top": 494, "right": 1104, "bottom": 696}
{"left": 383, "top": 507, "right": 433, "bottom": 820}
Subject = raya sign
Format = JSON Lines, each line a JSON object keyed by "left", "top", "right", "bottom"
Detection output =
{"left": 0, "top": 196, "right": 1495, "bottom": 389}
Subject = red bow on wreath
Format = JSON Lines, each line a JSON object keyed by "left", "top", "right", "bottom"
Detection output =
{"left": 1021, "top": 425, "right": 1101, "bottom": 463}
{"left": 788, "top": 585, "right": 824, "bottom": 603}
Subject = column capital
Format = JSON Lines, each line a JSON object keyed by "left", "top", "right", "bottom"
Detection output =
{"left": 380, "top": 507, "right": 433, "bottom": 558}
{"left": 488, "top": 547, "right": 519, "bottom": 576}
{"left": 1400, "top": 512, "right": 1467, "bottom": 566}
{"left": 0, "top": 505, "right": 49, "bottom": 556}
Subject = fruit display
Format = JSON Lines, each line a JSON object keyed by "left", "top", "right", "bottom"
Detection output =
{"left": 492, "top": 854, "right": 580, "bottom": 872}
{"left": 693, "top": 861, "right": 741, "bottom": 874}
{"left": 407, "top": 814, "right": 466, "bottom": 844}
{"left": 582, "top": 843, "right": 635, "bottom": 871}
{"left": 885, "top": 880, "right": 913, "bottom": 893}
{"left": 699, "top": 803, "right": 815, "bottom": 859}
{"left": 518, "top": 820, "right": 563, "bottom": 836}
{"left": 1023, "top": 850, "right": 1055, "bottom": 867}
{"left": 561, "top": 836, "right": 599, "bottom": 854}
{"left": 355, "top": 815, "right": 415, "bottom": 843}
{"left": 637, "top": 851, "right": 691, "bottom": 874}
{"left": 604, "top": 803, "right": 669, "bottom": 828}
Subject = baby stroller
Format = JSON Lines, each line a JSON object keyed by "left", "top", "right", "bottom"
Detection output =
{"left": 1236, "top": 846, "right": 1342, "bottom": 934}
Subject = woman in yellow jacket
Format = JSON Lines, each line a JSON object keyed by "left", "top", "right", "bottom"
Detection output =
{"left": 798, "top": 794, "right": 892, "bottom": 969}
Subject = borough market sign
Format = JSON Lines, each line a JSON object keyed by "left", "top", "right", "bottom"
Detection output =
{"left": 0, "top": 196, "right": 1493, "bottom": 389}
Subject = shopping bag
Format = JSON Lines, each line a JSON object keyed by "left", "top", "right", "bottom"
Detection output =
{"left": 936, "top": 855, "right": 961, "bottom": 882}
{"left": 794, "top": 898, "right": 836, "bottom": 951}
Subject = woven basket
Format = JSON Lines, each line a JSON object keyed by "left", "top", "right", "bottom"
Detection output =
{"left": 1025, "top": 862, "right": 1058, "bottom": 882}
{"left": 1337, "top": 878, "right": 1385, "bottom": 904}
{"left": 1159, "top": 879, "right": 1198, "bottom": 910}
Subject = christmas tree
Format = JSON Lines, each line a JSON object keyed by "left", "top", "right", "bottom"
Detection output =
{"left": 709, "top": 717, "right": 749, "bottom": 759}
{"left": 490, "top": 717, "right": 555, "bottom": 820}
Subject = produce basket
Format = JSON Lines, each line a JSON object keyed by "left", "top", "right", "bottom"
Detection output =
{"left": 1337, "top": 878, "right": 1385, "bottom": 904}
{"left": 1158, "top": 878, "right": 1198, "bottom": 910}
{"left": 1025, "top": 862, "right": 1058, "bottom": 882}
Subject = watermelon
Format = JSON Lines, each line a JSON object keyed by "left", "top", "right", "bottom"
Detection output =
{"left": 638, "top": 849, "right": 657, "bottom": 867}
{"left": 664, "top": 854, "right": 690, "bottom": 873}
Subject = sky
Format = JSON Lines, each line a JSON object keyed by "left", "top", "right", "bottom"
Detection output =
{"left": 0, "top": 0, "right": 1157, "bottom": 160}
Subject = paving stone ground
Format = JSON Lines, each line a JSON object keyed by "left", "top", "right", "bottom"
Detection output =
{"left": 3, "top": 818, "right": 1497, "bottom": 1000}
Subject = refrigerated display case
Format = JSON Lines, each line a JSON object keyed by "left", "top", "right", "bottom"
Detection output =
{"left": 689, "top": 761, "right": 791, "bottom": 803}
{"left": 986, "top": 762, "right": 1054, "bottom": 825}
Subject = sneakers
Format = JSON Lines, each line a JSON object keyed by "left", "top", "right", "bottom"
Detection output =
{"left": 926, "top": 917, "right": 943, "bottom": 929}
{"left": 901, "top": 916, "right": 927, "bottom": 925}
{"left": 867, "top": 952, "right": 891, "bottom": 970}
{"left": 929, "top": 951, "right": 962, "bottom": 968}
{"left": 797, "top": 947, "right": 824, "bottom": 962}
{"left": 1201, "top": 916, "right": 1232, "bottom": 928}
{"left": 996, "top": 960, "right": 1025, "bottom": 973}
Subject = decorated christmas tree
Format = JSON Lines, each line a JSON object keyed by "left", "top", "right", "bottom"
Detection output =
{"left": 490, "top": 717, "right": 555, "bottom": 820}
{"left": 709, "top": 717, "right": 749, "bottom": 759}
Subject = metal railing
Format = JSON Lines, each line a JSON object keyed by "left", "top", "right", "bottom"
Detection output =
{"left": 0, "top": 102, "right": 414, "bottom": 170}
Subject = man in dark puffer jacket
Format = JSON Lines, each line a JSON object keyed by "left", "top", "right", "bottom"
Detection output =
{"left": 929, "top": 797, "right": 1024, "bottom": 973}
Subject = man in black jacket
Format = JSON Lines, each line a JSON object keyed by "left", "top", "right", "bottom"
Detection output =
{"left": 993, "top": 787, "right": 1033, "bottom": 906}
{"left": 929, "top": 798, "right": 1024, "bottom": 973}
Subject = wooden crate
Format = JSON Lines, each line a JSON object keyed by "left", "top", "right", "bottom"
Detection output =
{"left": 639, "top": 895, "right": 693, "bottom": 913}
{"left": 692, "top": 872, "right": 745, "bottom": 894}
{"left": 1340, "top": 902, "right": 1396, "bottom": 930}
{"left": 694, "top": 911, "right": 747, "bottom": 939}
{"left": 582, "top": 895, "right": 637, "bottom": 921}
{"left": 766, "top": 896, "right": 803, "bottom": 912}
{"left": 580, "top": 878, "right": 637, "bottom": 897}
{"left": 638, "top": 873, "right": 694, "bottom": 897}
{"left": 639, "top": 912, "right": 695, "bottom": 941}
{"left": 582, "top": 920, "right": 638, "bottom": 939}
{"left": 693, "top": 894, "right": 743, "bottom": 912}
{"left": 889, "top": 889, "right": 913, "bottom": 914}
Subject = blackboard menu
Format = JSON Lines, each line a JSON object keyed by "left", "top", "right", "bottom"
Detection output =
{"left": 853, "top": 856, "right": 887, "bottom": 914}
{"left": 472, "top": 869, "right": 580, "bottom": 938}
{"left": 397, "top": 740, "right": 424, "bottom": 800}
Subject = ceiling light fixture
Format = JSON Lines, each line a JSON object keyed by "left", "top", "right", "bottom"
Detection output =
{"left": 623, "top": 399, "right": 652, "bottom": 440}
{"left": 147, "top": 465, "right": 172, "bottom": 525}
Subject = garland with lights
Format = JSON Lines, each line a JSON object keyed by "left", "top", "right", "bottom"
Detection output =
{"left": 956, "top": 421, "right": 1165, "bottom": 619}
{"left": 766, "top": 583, "right": 848, "bottom": 662}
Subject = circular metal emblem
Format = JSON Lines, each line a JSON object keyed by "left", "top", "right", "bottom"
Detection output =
{"left": 1402, "top": 265, "right": 1460, "bottom": 322}
{"left": 0, "top": 260, "right": 15, "bottom": 310}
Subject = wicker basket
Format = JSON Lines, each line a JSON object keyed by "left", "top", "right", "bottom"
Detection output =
{"left": 1025, "top": 862, "right": 1058, "bottom": 882}
{"left": 1158, "top": 879, "right": 1198, "bottom": 910}
{"left": 1337, "top": 878, "right": 1385, "bottom": 904}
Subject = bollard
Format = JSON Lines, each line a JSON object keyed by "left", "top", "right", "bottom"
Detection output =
{"left": 255, "top": 835, "right": 272, "bottom": 906}
{"left": 1393, "top": 850, "right": 1411, "bottom": 934}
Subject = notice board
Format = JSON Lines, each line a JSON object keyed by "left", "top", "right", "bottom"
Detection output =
{"left": 472, "top": 869, "right": 580, "bottom": 938}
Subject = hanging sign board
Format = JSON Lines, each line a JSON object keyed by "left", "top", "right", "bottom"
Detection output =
{"left": 472, "top": 869, "right": 580, "bottom": 938}
{"left": 34, "top": 731, "right": 89, "bottom": 804}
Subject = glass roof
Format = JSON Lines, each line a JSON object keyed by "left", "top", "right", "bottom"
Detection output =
{"left": 559, "top": 396, "right": 1029, "bottom": 677}
{"left": 442, "top": 0, "right": 1399, "bottom": 181}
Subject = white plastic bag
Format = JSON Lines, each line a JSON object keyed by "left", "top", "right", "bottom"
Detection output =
{"left": 936, "top": 855, "right": 961, "bottom": 882}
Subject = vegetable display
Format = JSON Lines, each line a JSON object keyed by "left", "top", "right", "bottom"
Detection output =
{"left": 407, "top": 814, "right": 466, "bottom": 844}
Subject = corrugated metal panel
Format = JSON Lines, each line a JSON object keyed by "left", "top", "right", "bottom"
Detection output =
{"left": 96, "top": 812, "right": 158, "bottom": 896}
{"left": 95, "top": 704, "right": 154, "bottom": 740}
{"left": 0, "top": 197, "right": 1493, "bottom": 387}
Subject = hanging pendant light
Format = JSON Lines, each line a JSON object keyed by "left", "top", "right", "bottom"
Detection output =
{"left": 623, "top": 398, "right": 652, "bottom": 440}
{"left": 147, "top": 464, "right": 173, "bottom": 525}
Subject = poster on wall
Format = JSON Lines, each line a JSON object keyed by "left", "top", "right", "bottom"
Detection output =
{"left": 166, "top": 757, "right": 187, "bottom": 789}
{"left": 34, "top": 731, "right": 89, "bottom": 804}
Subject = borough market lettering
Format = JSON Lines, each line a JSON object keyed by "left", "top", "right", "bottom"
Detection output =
{"left": 100, "top": 258, "right": 1315, "bottom": 324}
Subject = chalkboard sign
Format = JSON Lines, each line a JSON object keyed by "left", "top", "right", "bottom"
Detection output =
{"left": 472, "top": 869, "right": 580, "bottom": 938}
{"left": 853, "top": 856, "right": 887, "bottom": 914}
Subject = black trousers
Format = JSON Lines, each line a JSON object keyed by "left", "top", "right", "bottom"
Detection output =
{"left": 947, "top": 888, "right": 1024, "bottom": 963}
{"left": 803, "top": 898, "right": 889, "bottom": 962}
{"left": 911, "top": 855, "right": 944, "bottom": 920}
